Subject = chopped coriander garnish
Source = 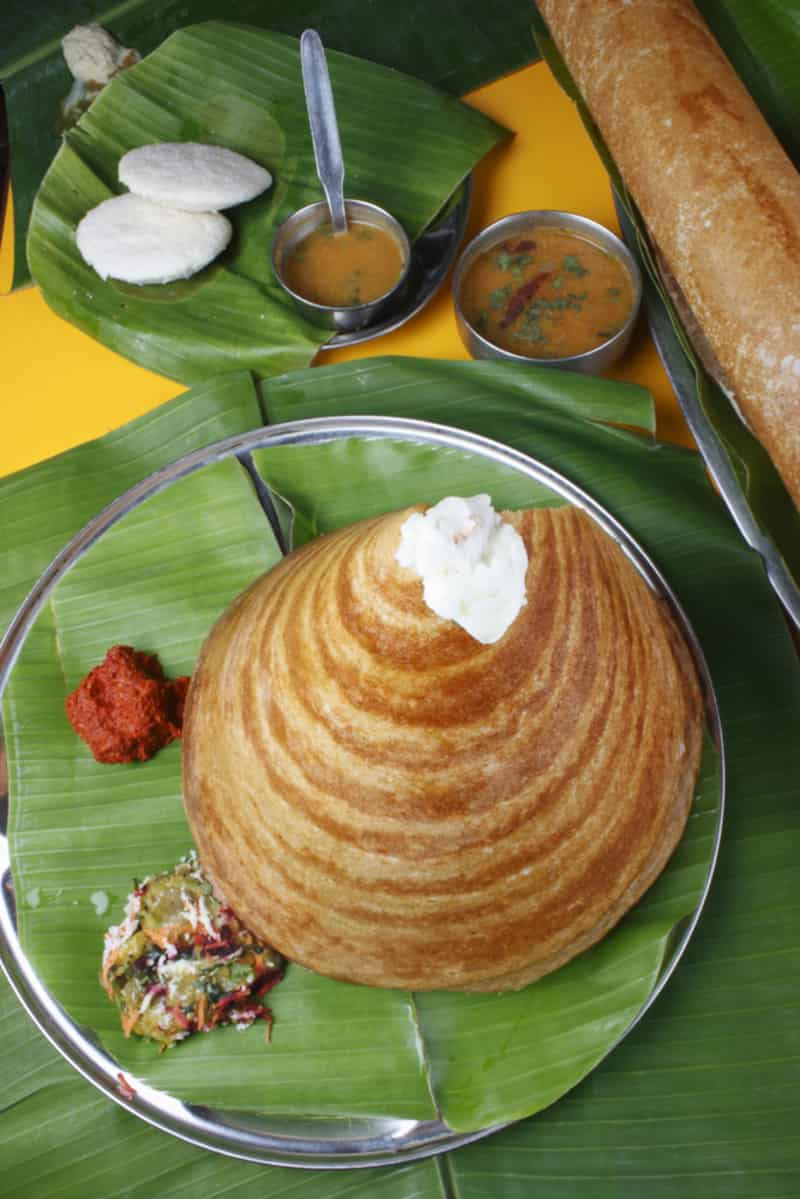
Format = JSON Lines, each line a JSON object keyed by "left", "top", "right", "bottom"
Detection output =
{"left": 513, "top": 306, "right": 549, "bottom": 345}
{"left": 607, "top": 286, "right": 622, "bottom": 298}
{"left": 229, "top": 962, "right": 256, "bottom": 986}
{"left": 527, "top": 292, "right": 585, "bottom": 314}
{"left": 495, "top": 249, "right": 534, "bottom": 276}
{"left": 489, "top": 284, "right": 512, "bottom": 309}
{"left": 563, "top": 254, "right": 588, "bottom": 277}
{"left": 553, "top": 276, "right": 563, "bottom": 289}
{"left": 597, "top": 329, "right": 619, "bottom": 340}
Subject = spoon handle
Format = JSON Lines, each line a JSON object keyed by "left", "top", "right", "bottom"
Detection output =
{"left": 300, "top": 29, "right": 347, "bottom": 235}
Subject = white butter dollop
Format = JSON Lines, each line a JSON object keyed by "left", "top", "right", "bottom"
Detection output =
{"left": 394, "top": 495, "right": 528, "bottom": 644}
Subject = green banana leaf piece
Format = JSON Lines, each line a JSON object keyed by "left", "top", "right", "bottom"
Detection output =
{"left": 25, "top": 22, "right": 506, "bottom": 382}
{"left": 529, "top": 1, "right": 800, "bottom": 607}
{"left": 0, "top": 1, "right": 539, "bottom": 294}
{"left": 0, "top": 371, "right": 264, "bottom": 637}
{"left": 1, "top": 357, "right": 799, "bottom": 1195}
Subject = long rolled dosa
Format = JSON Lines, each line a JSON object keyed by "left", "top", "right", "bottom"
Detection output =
{"left": 537, "top": 0, "right": 800, "bottom": 509}
{"left": 183, "top": 504, "right": 703, "bottom": 992}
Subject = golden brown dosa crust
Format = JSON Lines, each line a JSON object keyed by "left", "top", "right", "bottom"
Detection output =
{"left": 537, "top": 0, "right": 800, "bottom": 509}
{"left": 183, "top": 506, "right": 703, "bottom": 991}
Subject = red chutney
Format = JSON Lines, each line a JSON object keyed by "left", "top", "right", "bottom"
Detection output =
{"left": 65, "top": 645, "right": 189, "bottom": 764}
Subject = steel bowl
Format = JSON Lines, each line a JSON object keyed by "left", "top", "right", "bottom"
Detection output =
{"left": 272, "top": 199, "right": 412, "bottom": 333}
{"left": 453, "top": 210, "right": 643, "bottom": 374}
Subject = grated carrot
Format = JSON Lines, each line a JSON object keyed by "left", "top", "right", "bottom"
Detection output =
{"left": 121, "top": 1005, "right": 140, "bottom": 1038}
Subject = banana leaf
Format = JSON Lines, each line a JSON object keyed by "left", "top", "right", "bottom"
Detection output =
{"left": 529, "top": 1, "right": 800, "bottom": 619}
{"left": 1, "top": 1, "right": 534, "bottom": 294}
{"left": 25, "top": 22, "right": 506, "bottom": 383}
{"left": 1, "top": 357, "right": 799, "bottom": 1194}
{"left": 0, "top": 371, "right": 265, "bottom": 638}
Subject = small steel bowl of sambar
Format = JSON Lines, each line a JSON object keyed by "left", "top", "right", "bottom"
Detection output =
{"left": 272, "top": 199, "right": 412, "bottom": 334}
{"left": 453, "top": 210, "right": 642, "bottom": 374}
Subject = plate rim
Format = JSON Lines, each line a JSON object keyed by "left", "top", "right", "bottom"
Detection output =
{"left": 0, "top": 414, "right": 726, "bottom": 1169}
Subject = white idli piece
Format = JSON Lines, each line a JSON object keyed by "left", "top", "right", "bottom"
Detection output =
{"left": 76, "top": 193, "right": 232, "bottom": 285}
{"left": 119, "top": 143, "right": 272, "bottom": 212}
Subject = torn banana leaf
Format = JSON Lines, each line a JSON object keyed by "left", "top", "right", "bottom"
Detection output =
{"left": 26, "top": 22, "right": 506, "bottom": 382}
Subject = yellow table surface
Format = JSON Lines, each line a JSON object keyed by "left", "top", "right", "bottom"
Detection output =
{"left": 0, "top": 59, "right": 692, "bottom": 480}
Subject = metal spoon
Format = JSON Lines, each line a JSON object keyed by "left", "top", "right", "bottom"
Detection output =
{"left": 300, "top": 29, "right": 347, "bottom": 235}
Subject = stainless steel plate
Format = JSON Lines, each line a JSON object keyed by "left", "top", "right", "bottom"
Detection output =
{"left": 0, "top": 415, "right": 725, "bottom": 1169}
{"left": 319, "top": 177, "right": 471, "bottom": 349}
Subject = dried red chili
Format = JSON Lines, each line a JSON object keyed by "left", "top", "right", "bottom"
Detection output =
{"left": 65, "top": 645, "right": 190, "bottom": 764}
{"left": 500, "top": 272, "right": 551, "bottom": 329}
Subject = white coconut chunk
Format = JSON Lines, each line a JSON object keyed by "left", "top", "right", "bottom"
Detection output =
{"left": 119, "top": 142, "right": 272, "bottom": 212}
{"left": 76, "top": 193, "right": 232, "bottom": 285}
{"left": 62, "top": 24, "right": 134, "bottom": 85}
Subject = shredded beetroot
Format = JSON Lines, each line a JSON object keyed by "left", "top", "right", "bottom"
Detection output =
{"left": 502, "top": 239, "right": 536, "bottom": 254}
{"left": 233, "top": 1003, "right": 266, "bottom": 1020}
{"left": 255, "top": 970, "right": 285, "bottom": 998}
{"left": 225, "top": 1003, "right": 275, "bottom": 1038}
{"left": 196, "top": 934, "right": 232, "bottom": 951}
{"left": 500, "top": 272, "right": 551, "bottom": 329}
{"left": 170, "top": 1006, "right": 191, "bottom": 1030}
{"left": 209, "top": 987, "right": 251, "bottom": 1026}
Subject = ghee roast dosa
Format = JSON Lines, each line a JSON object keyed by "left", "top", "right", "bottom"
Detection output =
{"left": 537, "top": 0, "right": 800, "bottom": 509}
{"left": 183, "top": 505, "right": 704, "bottom": 992}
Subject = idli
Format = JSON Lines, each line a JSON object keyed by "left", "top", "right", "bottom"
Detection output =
{"left": 76, "top": 193, "right": 232, "bottom": 285}
{"left": 119, "top": 142, "right": 272, "bottom": 212}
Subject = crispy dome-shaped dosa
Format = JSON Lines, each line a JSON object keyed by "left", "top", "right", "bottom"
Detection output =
{"left": 183, "top": 505, "right": 704, "bottom": 991}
